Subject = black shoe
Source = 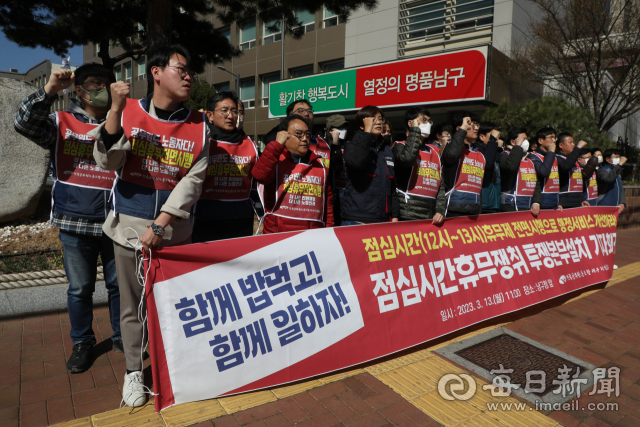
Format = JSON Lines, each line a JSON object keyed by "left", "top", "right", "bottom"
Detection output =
{"left": 112, "top": 339, "right": 124, "bottom": 353}
{"left": 66, "top": 342, "right": 93, "bottom": 373}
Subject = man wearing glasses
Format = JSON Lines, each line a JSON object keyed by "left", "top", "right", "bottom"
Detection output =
{"left": 14, "top": 63, "right": 122, "bottom": 374}
{"left": 89, "top": 45, "right": 209, "bottom": 407}
{"left": 528, "top": 127, "right": 563, "bottom": 210}
{"left": 193, "top": 92, "right": 258, "bottom": 242}
{"left": 252, "top": 114, "right": 334, "bottom": 233}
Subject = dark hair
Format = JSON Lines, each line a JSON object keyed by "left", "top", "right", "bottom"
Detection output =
{"left": 580, "top": 148, "right": 592, "bottom": 155}
{"left": 404, "top": 107, "right": 431, "bottom": 131}
{"left": 286, "top": 99, "right": 312, "bottom": 116}
{"left": 591, "top": 147, "right": 603, "bottom": 155}
{"left": 451, "top": 111, "right": 478, "bottom": 128}
{"left": 355, "top": 105, "right": 383, "bottom": 130}
{"left": 147, "top": 44, "right": 192, "bottom": 81}
{"left": 535, "top": 126, "right": 556, "bottom": 143}
{"left": 478, "top": 122, "right": 496, "bottom": 137}
{"left": 74, "top": 63, "right": 115, "bottom": 87}
{"left": 206, "top": 91, "right": 237, "bottom": 111}
{"left": 557, "top": 132, "right": 573, "bottom": 146}
{"left": 508, "top": 127, "right": 527, "bottom": 144}
{"left": 439, "top": 124, "right": 453, "bottom": 135}
{"left": 603, "top": 148, "right": 621, "bottom": 160}
{"left": 281, "top": 114, "right": 308, "bottom": 132}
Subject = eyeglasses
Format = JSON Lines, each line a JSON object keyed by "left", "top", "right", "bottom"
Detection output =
{"left": 166, "top": 65, "right": 195, "bottom": 79}
{"left": 83, "top": 80, "right": 108, "bottom": 89}
{"left": 292, "top": 131, "right": 312, "bottom": 140}
{"left": 471, "top": 121, "right": 479, "bottom": 127}
{"left": 373, "top": 116, "right": 386, "bottom": 124}
{"left": 294, "top": 108, "right": 314, "bottom": 115}
{"left": 418, "top": 117, "right": 434, "bottom": 125}
{"left": 215, "top": 108, "right": 239, "bottom": 117}
{"left": 546, "top": 135, "right": 557, "bottom": 140}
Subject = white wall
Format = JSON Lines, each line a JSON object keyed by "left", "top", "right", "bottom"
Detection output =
{"left": 344, "top": 0, "right": 399, "bottom": 67}
{"left": 492, "top": 0, "right": 541, "bottom": 56}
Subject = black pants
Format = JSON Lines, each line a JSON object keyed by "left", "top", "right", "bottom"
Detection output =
{"left": 192, "top": 217, "right": 254, "bottom": 243}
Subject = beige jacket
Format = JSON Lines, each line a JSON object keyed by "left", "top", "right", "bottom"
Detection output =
{"left": 90, "top": 100, "right": 210, "bottom": 248}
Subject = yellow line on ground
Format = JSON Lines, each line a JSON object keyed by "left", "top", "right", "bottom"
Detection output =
{"left": 50, "top": 262, "right": 640, "bottom": 427}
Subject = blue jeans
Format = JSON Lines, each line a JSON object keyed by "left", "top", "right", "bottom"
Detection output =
{"left": 341, "top": 220, "right": 365, "bottom": 226}
{"left": 59, "top": 230, "right": 121, "bottom": 345}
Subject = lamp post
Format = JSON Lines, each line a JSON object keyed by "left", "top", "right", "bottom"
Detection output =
{"left": 217, "top": 66, "right": 240, "bottom": 95}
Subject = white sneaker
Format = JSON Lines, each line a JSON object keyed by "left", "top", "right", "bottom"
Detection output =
{"left": 123, "top": 371, "right": 147, "bottom": 407}
{"left": 613, "top": 264, "right": 619, "bottom": 270}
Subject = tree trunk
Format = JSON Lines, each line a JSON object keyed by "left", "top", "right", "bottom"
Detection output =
{"left": 146, "top": 0, "right": 173, "bottom": 95}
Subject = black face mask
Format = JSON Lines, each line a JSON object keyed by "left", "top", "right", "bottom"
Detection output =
{"left": 382, "top": 134, "right": 392, "bottom": 145}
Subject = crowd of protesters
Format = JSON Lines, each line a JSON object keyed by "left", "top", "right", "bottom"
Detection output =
{"left": 13, "top": 43, "right": 628, "bottom": 408}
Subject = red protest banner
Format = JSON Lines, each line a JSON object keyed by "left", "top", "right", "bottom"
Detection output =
{"left": 145, "top": 207, "right": 618, "bottom": 411}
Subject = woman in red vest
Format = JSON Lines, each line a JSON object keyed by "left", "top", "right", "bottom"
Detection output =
{"left": 252, "top": 115, "right": 334, "bottom": 233}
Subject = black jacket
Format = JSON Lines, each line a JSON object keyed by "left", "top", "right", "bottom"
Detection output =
{"left": 440, "top": 129, "right": 482, "bottom": 215}
{"left": 392, "top": 127, "right": 446, "bottom": 220}
{"left": 342, "top": 130, "right": 399, "bottom": 222}
{"left": 498, "top": 146, "right": 543, "bottom": 208}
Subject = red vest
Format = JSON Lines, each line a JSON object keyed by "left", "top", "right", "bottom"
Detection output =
{"left": 55, "top": 112, "right": 116, "bottom": 190}
{"left": 120, "top": 100, "right": 206, "bottom": 190}
{"left": 515, "top": 158, "right": 537, "bottom": 197}
{"left": 310, "top": 136, "right": 331, "bottom": 168}
{"left": 260, "top": 155, "right": 327, "bottom": 223}
{"left": 200, "top": 136, "right": 258, "bottom": 200}
{"left": 452, "top": 146, "right": 485, "bottom": 195}
{"left": 394, "top": 142, "right": 441, "bottom": 199}
{"left": 334, "top": 149, "right": 349, "bottom": 190}
{"left": 586, "top": 171, "right": 598, "bottom": 199}
{"left": 530, "top": 152, "right": 560, "bottom": 193}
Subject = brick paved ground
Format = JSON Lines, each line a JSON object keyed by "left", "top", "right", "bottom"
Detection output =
{"left": 0, "top": 227, "right": 638, "bottom": 427}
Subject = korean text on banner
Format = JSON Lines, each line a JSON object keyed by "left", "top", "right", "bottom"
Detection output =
{"left": 145, "top": 207, "right": 618, "bottom": 411}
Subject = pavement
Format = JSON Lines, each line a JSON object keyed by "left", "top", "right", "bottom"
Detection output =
{"left": 0, "top": 227, "right": 639, "bottom": 427}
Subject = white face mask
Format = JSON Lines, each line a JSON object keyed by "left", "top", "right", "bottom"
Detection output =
{"left": 611, "top": 157, "right": 620, "bottom": 165}
{"left": 419, "top": 123, "right": 432, "bottom": 137}
{"left": 597, "top": 155, "right": 603, "bottom": 163}
{"left": 520, "top": 139, "right": 529, "bottom": 153}
{"left": 338, "top": 129, "right": 347, "bottom": 140}
{"left": 237, "top": 114, "right": 244, "bottom": 130}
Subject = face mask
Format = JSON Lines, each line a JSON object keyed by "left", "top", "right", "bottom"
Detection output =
{"left": 520, "top": 140, "right": 529, "bottom": 153}
{"left": 611, "top": 157, "right": 620, "bottom": 165}
{"left": 338, "top": 129, "right": 348, "bottom": 140}
{"left": 237, "top": 114, "right": 244, "bottom": 130}
{"left": 419, "top": 123, "right": 432, "bottom": 137}
{"left": 597, "top": 155, "right": 603, "bottom": 163}
{"left": 81, "top": 87, "right": 109, "bottom": 110}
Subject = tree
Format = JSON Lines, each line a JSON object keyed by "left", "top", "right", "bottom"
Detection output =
{"left": 185, "top": 78, "right": 217, "bottom": 111}
{"left": 482, "top": 97, "right": 615, "bottom": 148}
{"left": 0, "top": 0, "right": 377, "bottom": 94}
{"left": 511, "top": 0, "right": 640, "bottom": 133}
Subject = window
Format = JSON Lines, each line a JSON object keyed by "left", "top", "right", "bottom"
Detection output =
{"left": 323, "top": 8, "right": 345, "bottom": 28}
{"left": 321, "top": 60, "right": 344, "bottom": 73}
{"left": 215, "top": 82, "right": 230, "bottom": 93}
{"left": 263, "top": 19, "right": 282, "bottom": 45}
{"left": 124, "top": 61, "right": 132, "bottom": 83}
{"left": 261, "top": 73, "right": 280, "bottom": 107}
{"left": 94, "top": 43, "right": 100, "bottom": 56}
{"left": 114, "top": 66, "right": 122, "bottom": 81}
{"left": 138, "top": 57, "right": 146, "bottom": 79}
{"left": 240, "top": 78, "right": 255, "bottom": 108}
{"left": 220, "top": 28, "right": 231, "bottom": 43}
{"left": 137, "top": 23, "right": 144, "bottom": 31}
{"left": 290, "top": 65, "right": 314, "bottom": 79}
{"left": 239, "top": 21, "right": 256, "bottom": 51}
{"left": 294, "top": 10, "right": 315, "bottom": 34}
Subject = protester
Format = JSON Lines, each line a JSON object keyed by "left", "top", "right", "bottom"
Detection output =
{"left": 192, "top": 92, "right": 258, "bottom": 242}
{"left": 342, "top": 106, "right": 399, "bottom": 224}
{"left": 431, "top": 124, "right": 453, "bottom": 150}
{"left": 325, "top": 114, "right": 349, "bottom": 226}
{"left": 528, "top": 127, "right": 562, "bottom": 210}
{"left": 596, "top": 148, "right": 627, "bottom": 213}
{"left": 555, "top": 133, "right": 593, "bottom": 208}
{"left": 441, "top": 112, "right": 485, "bottom": 217}
{"left": 90, "top": 45, "right": 209, "bottom": 407}
{"left": 392, "top": 107, "right": 445, "bottom": 223}
{"left": 578, "top": 149, "right": 599, "bottom": 206}
{"left": 252, "top": 114, "right": 334, "bottom": 232}
{"left": 474, "top": 122, "right": 501, "bottom": 213}
{"left": 237, "top": 99, "right": 246, "bottom": 134}
{"left": 14, "top": 63, "right": 122, "bottom": 373}
{"left": 382, "top": 121, "right": 393, "bottom": 147}
{"left": 498, "top": 127, "right": 541, "bottom": 214}
{"left": 591, "top": 148, "right": 604, "bottom": 166}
